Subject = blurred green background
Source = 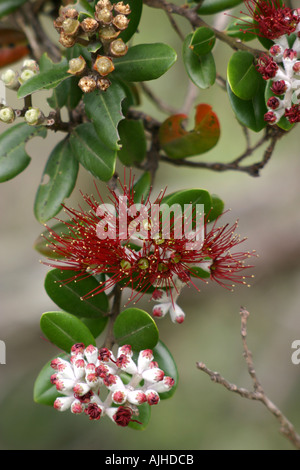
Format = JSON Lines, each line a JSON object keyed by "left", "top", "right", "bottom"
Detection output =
{"left": 1, "top": 2, "right": 300, "bottom": 450}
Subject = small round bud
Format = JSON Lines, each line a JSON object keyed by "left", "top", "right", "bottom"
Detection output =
{"left": 264, "top": 110, "right": 278, "bottom": 124}
{"left": 59, "top": 32, "right": 76, "bottom": 48}
{"left": 1, "top": 69, "right": 19, "bottom": 90}
{"left": 18, "top": 69, "right": 36, "bottom": 85}
{"left": 270, "top": 80, "right": 287, "bottom": 95}
{"left": 293, "top": 61, "right": 300, "bottom": 74}
{"left": 267, "top": 96, "right": 280, "bottom": 110}
{"left": 97, "top": 77, "right": 111, "bottom": 91}
{"left": 96, "top": 0, "right": 113, "bottom": 11}
{"left": 93, "top": 55, "right": 115, "bottom": 76}
{"left": 0, "top": 107, "right": 16, "bottom": 124}
{"left": 112, "top": 14, "right": 130, "bottom": 31}
{"left": 109, "top": 38, "right": 128, "bottom": 57}
{"left": 62, "top": 18, "right": 80, "bottom": 36}
{"left": 22, "top": 59, "right": 39, "bottom": 73}
{"left": 95, "top": 8, "right": 113, "bottom": 24}
{"left": 81, "top": 17, "right": 99, "bottom": 34}
{"left": 78, "top": 76, "right": 97, "bottom": 93}
{"left": 24, "top": 108, "right": 45, "bottom": 126}
{"left": 99, "top": 24, "right": 120, "bottom": 41}
{"left": 114, "top": 2, "right": 131, "bottom": 15}
{"left": 63, "top": 8, "right": 79, "bottom": 20}
{"left": 68, "top": 56, "right": 87, "bottom": 75}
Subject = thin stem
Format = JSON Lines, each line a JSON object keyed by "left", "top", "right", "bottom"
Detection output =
{"left": 104, "top": 285, "right": 122, "bottom": 350}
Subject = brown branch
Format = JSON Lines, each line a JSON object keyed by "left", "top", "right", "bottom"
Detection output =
{"left": 196, "top": 307, "right": 300, "bottom": 450}
{"left": 104, "top": 284, "right": 122, "bottom": 350}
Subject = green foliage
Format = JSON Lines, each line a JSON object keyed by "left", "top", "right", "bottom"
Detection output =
{"left": 227, "top": 51, "right": 263, "bottom": 101}
{"left": 113, "top": 308, "right": 159, "bottom": 351}
{"left": 0, "top": 0, "right": 28, "bottom": 18}
{"left": 196, "top": 0, "right": 244, "bottom": 14}
{"left": 183, "top": 33, "right": 216, "bottom": 89}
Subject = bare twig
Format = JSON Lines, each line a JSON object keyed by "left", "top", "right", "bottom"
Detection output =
{"left": 140, "top": 83, "right": 178, "bottom": 115}
{"left": 104, "top": 284, "right": 122, "bottom": 350}
{"left": 196, "top": 307, "right": 300, "bottom": 450}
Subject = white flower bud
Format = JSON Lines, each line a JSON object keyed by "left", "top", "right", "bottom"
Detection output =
{"left": 0, "top": 107, "right": 15, "bottom": 123}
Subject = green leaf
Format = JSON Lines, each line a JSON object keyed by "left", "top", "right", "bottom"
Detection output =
{"left": 84, "top": 82, "right": 126, "bottom": 151}
{"left": 34, "top": 356, "right": 67, "bottom": 406}
{"left": 34, "top": 220, "right": 75, "bottom": 259}
{"left": 153, "top": 340, "right": 178, "bottom": 400}
{"left": 189, "top": 27, "right": 216, "bottom": 56}
{"left": 113, "top": 43, "right": 177, "bottom": 82}
{"left": 71, "top": 0, "right": 94, "bottom": 17}
{"left": 40, "top": 311, "right": 96, "bottom": 352}
{"left": 48, "top": 76, "right": 82, "bottom": 110}
{"left": 111, "top": 0, "right": 143, "bottom": 43}
{"left": 70, "top": 123, "right": 116, "bottom": 181}
{"left": 113, "top": 308, "right": 159, "bottom": 351}
{"left": 128, "top": 402, "right": 151, "bottom": 430}
{"left": 207, "top": 194, "right": 225, "bottom": 223}
{"left": 0, "top": 123, "right": 47, "bottom": 183}
{"left": 34, "top": 138, "right": 79, "bottom": 223}
{"left": 81, "top": 316, "right": 108, "bottom": 339}
{"left": 226, "top": 16, "right": 256, "bottom": 42}
{"left": 0, "top": 0, "right": 28, "bottom": 18}
{"left": 159, "top": 103, "right": 220, "bottom": 159}
{"left": 227, "top": 51, "right": 263, "bottom": 100}
{"left": 197, "top": 0, "right": 243, "bottom": 14}
{"left": 227, "top": 80, "right": 267, "bottom": 132}
{"left": 161, "top": 188, "right": 212, "bottom": 221}
{"left": 44, "top": 268, "right": 109, "bottom": 319}
{"left": 133, "top": 172, "right": 151, "bottom": 204}
{"left": 117, "top": 119, "right": 147, "bottom": 166}
{"left": 190, "top": 265, "right": 211, "bottom": 279}
{"left": 183, "top": 33, "right": 216, "bottom": 89}
{"left": 18, "top": 57, "right": 70, "bottom": 98}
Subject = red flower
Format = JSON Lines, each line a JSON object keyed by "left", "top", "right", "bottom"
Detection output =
{"left": 285, "top": 104, "right": 300, "bottom": 123}
{"left": 113, "top": 406, "right": 141, "bottom": 427}
{"left": 242, "top": 1, "right": 299, "bottom": 40}
{"left": 256, "top": 54, "right": 278, "bottom": 80}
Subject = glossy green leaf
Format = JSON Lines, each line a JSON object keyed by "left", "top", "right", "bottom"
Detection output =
{"left": 227, "top": 81, "right": 267, "bottom": 132}
{"left": 207, "top": 194, "right": 225, "bottom": 223}
{"left": 81, "top": 316, "right": 108, "bottom": 339}
{"left": 117, "top": 119, "right": 147, "bottom": 166}
{"left": 153, "top": 340, "right": 178, "bottom": 400}
{"left": 226, "top": 16, "right": 256, "bottom": 42}
{"left": 159, "top": 104, "right": 220, "bottom": 159}
{"left": 34, "top": 138, "right": 79, "bottom": 223}
{"left": 265, "top": 80, "right": 294, "bottom": 132}
{"left": 18, "top": 57, "right": 70, "bottom": 98}
{"left": 133, "top": 172, "right": 151, "bottom": 204}
{"left": 70, "top": 0, "right": 94, "bottom": 17}
{"left": 0, "top": 123, "right": 47, "bottom": 183}
{"left": 111, "top": 0, "right": 143, "bottom": 43}
{"left": 190, "top": 265, "right": 211, "bottom": 279}
{"left": 161, "top": 188, "right": 212, "bottom": 221}
{"left": 113, "top": 43, "right": 177, "bottom": 82}
{"left": 128, "top": 402, "right": 151, "bottom": 430}
{"left": 0, "top": 0, "right": 28, "bottom": 18}
{"left": 48, "top": 76, "right": 82, "bottom": 110}
{"left": 113, "top": 308, "right": 159, "bottom": 351}
{"left": 227, "top": 51, "right": 263, "bottom": 100}
{"left": 70, "top": 123, "right": 116, "bottom": 181}
{"left": 44, "top": 268, "right": 109, "bottom": 319}
{"left": 183, "top": 33, "right": 216, "bottom": 89}
{"left": 40, "top": 311, "right": 96, "bottom": 352}
{"left": 34, "top": 356, "right": 67, "bottom": 406}
{"left": 197, "top": 0, "right": 243, "bottom": 14}
{"left": 189, "top": 27, "right": 216, "bottom": 56}
{"left": 84, "top": 82, "right": 126, "bottom": 151}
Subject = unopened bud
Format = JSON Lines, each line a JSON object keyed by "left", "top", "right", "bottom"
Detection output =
{"left": 110, "top": 38, "right": 128, "bottom": 57}
{"left": 96, "top": 0, "right": 113, "bottom": 11}
{"left": 114, "top": 2, "right": 131, "bottom": 15}
{"left": 62, "top": 18, "right": 80, "bottom": 36}
{"left": 112, "top": 14, "right": 130, "bottom": 31}
{"left": 0, "top": 107, "right": 15, "bottom": 123}
{"left": 99, "top": 25, "right": 120, "bottom": 41}
{"left": 1, "top": 69, "right": 19, "bottom": 90}
{"left": 293, "top": 61, "right": 300, "bottom": 74}
{"left": 22, "top": 59, "right": 39, "bottom": 73}
{"left": 59, "top": 32, "right": 77, "bottom": 48}
{"left": 19, "top": 69, "right": 36, "bottom": 85}
{"left": 68, "top": 56, "right": 86, "bottom": 75}
{"left": 81, "top": 17, "right": 99, "bottom": 34}
{"left": 97, "top": 77, "right": 111, "bottom": 91}
{"left": 78, "top": 76, "right": 97, "bottom": 93}
{"left": 93, "top": 55, "right": 115, "bottom": 76}
{"left": 25, "top": 107, "right": 45, "bottom": 126}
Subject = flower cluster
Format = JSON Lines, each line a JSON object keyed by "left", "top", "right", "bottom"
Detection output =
{"left": 54, "top": 0, "right": 130, "bottom": 93}
{"left": 51, "top": 343, "right": 175, "bottom": 426}
{"left": 243, "top": 1, "right": 300, "bottom": 125}
{"left": 41, "top": 176, "right": 255, "bottom": 323}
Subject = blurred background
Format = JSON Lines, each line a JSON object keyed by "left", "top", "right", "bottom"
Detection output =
{"left": 0, "top": 2, "right": 300, "bottom": 450}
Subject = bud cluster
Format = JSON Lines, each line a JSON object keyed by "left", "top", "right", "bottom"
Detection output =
{"left": 54, "top": 1, "right": 131, "bottom": 93}
{"left": 51, "top": 343, "right": 175, "bottom": 427}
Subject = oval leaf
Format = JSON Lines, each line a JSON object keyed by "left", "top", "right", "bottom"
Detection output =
{"left": 207, "top": 194, "right": 225, "bottom": 223}
{"left": 44, "top": 268, "right": 109, "bottom": 319}
{"left": 117, "top": 119, "right": 147, "bottom": 166}
{"left": 161, "top": 188, "right": 212, "bottom": 220}
{"left": 153, "top": 340, "right": 178, "bottom": 400}
{"left": 113, "top": 308, "right": 159, "bottom": 351}
{"left": 83, "top": 82, "right": 126, "bottom": 151}
{"left": 189, "top": 27, "right": 216, "bottom": 56}
{"left": 183, "top": 33, "right": 216, "bottom": 89}
{"left": 128, "top": 402, "right": 151, "bottom": 430}
{"left": 133, "top": 172, "right": 151, "bottom": 204}
{"left": 227, "top": 51, "right": 263, "bottom": 100}
{"left": 159, "top": 104, "right": 220, "bottom": 159}
{"left": 197, "top": 0, "right": 243, "bottom": 14}
{"left": 0, "top": 123, "right": 46, "bottom": 182}
{"left": 40, "top": 311, "right": 96, "bottom": 352}
{"left": 34, "top": 138, "right": 78, "bottom": 223}
{"left": 70, "top": 122, "right": 116, "bottom": 181}
{"left": 113, "top": 43, "right": 177, "bottom": 82}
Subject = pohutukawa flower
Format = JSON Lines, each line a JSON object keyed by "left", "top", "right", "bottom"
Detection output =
{"left": 51, "top": 344, "right": 175, "bottom": 426}
{"left": 40, "top": 175, "right": 255, "bottom": 317}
